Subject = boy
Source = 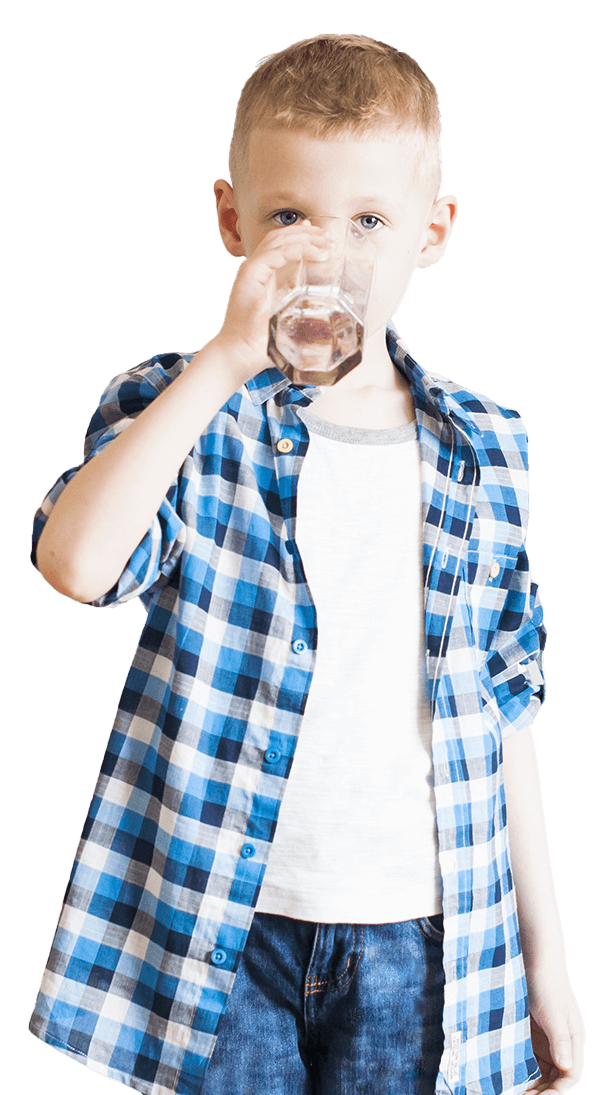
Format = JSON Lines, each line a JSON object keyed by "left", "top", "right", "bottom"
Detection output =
{"left": 29, "top": 33, "right": 583, "bottom": 1095}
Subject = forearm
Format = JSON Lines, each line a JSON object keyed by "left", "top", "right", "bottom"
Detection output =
{"left": 36, "top": 338, "right": 249, "bottom": 604}
{"left": 502, "top": 724, "right": 566, "bottom": 970}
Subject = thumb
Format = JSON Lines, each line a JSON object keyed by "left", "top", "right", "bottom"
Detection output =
{"left": 552, "top": 1039, "right": 573, "bottom": 1071}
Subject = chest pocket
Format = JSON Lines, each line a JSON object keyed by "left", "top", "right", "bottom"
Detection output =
{"left": 463, "top": 543, "right": 522, "bottom": 657}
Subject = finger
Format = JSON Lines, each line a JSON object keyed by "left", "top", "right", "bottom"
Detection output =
{"left": 553, "top": 1028, "right": 583, "bottom": 1086}
{"left": 264, "top": 241, "right": 331, "bottom": 267}
{"left": 260, "top": 222, "right": 330, "bottom": 252}
{"left": 246, "top": 242, "right": 330, "bottom": 292}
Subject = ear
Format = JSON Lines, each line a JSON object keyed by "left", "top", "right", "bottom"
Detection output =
{"left": 417, "top": 196, "right": 458, "bottom": 268}
{"left": 214, "top": 179, "right": 245, "bottom": 257}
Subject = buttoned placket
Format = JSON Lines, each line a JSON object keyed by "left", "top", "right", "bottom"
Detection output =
{"left": 269, "top": 387, "right": 321, "bottom": 664}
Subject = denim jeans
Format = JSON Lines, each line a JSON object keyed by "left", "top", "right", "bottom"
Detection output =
{"left": 200, "top": 911, "right": 445, "bottom": 1095}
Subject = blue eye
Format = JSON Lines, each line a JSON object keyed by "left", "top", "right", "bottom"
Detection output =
{"left": 357, "top": 215, "right": 382, "bottom": 231}
{"left": 273, "top": 210, "right": 301, "bottom": 227}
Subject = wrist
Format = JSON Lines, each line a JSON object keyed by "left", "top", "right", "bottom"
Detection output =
{"left": 519, "top": 926, "right": 567, "bottom": 975}
{"left": 521, "top": 937, "right": 569, "bottom": 981}
{"left": 202, "top": 332, "right": 269, "bottom": 388}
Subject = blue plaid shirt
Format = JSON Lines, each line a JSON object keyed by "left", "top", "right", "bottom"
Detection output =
{"left": 29, "top": 326, "right": 546, "bottom": 1095}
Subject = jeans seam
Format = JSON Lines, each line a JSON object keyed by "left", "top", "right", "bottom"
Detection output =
{"left": 305, "top": 924, "right": 364, "bottom": 994}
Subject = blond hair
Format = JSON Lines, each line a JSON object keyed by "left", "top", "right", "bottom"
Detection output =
{"left": 229, "top": 34, "right": 441, "bottom": 195}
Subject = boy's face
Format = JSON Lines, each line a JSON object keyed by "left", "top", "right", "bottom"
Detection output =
{"left": 216, "top": 128, "right": 457, "bottom": 349}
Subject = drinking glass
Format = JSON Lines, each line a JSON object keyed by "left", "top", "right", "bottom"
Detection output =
{"left": 267, "top": 216, "right": 376, "bottom": 386}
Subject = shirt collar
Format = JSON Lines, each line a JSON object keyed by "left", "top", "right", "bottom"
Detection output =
{"left": 244, "top": 323, "right": 481, "bottom": 433}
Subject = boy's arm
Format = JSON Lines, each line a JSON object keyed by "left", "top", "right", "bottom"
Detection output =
{"left": 502, "top": 725, "right": 584, "bottom": 1093}
{"left": 37, "top": 340, "right": 250, "bottom": 604}
{"left": 36, "top": 222, "right": 330, "bottom": 604}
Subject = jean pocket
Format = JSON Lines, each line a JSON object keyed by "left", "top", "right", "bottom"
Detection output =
{"left": 417, "top": 915, "right": 444, "bottom": 944}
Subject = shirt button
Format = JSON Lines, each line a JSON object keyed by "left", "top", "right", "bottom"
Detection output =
{"left": 489, "top": 560, "right": 501, "bottom": 579}
{"left": 276, "top": 438, "right": 293, "bottom": 453}
{"left": 210, "top": 948, "right": 227, "bottom": 966}
{"left": 265, "top": 749, "right": 281, "bottom": 764}
{"left": 292, "top": 639, "right": 307, "bottom": 654}
{"left": 240, "top": 843, "right": 256, "bottom": 858}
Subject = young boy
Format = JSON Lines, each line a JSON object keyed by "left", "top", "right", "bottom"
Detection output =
{"left": 29, "top": 33, "right": 583, "bottom": 1095}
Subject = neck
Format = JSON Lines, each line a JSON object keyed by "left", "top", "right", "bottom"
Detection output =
{"left": 307, "top": 327, "right": 415, "bottom": 429}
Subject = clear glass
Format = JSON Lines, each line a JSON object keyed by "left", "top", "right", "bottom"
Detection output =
{"left": 267, "top": 216, "right": 376, "bottom": 387}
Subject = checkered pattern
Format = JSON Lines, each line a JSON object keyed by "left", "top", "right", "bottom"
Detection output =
{"left": 29, "top": 325, "right": 545, "bottom": 1095}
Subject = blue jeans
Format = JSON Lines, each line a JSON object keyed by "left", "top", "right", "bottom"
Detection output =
{"left": 200, "top": 911, "right": 445, "bottom": 1095}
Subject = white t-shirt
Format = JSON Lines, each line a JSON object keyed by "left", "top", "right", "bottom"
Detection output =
{"left": 255, "top": 405, "right": 443, "bottom": 923}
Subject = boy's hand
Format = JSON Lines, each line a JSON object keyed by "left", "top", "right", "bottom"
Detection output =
{"left": 213, "top": 220, "right": 330, "bottom": 381}
{"left": 522, "top": 964, "right": 584, "bottom": 1093}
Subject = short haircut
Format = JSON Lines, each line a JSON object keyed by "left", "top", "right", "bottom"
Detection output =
{"left": 229, "top": 34, "right": 441, "bottom": 197}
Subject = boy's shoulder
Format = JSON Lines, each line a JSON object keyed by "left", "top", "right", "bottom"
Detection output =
{"left": 427, "top": 368, "right": 522, "bottom": 421}
{"left": 90, "top": 349, "right": 188, "bottom": 408}
{"left": 387, "top": 329, "right": 527, "bottom": 449}
{"left": 102, "top": 352, "right": 190, "bottom": 399}
{"left": 407, "top": 363, "right": 530, "bottom": 468}
{"left": 83, "top": 353, "right": 192, "bottom": 456}
{"left": 394, "top": 361, "right": 531, "bottom": 495}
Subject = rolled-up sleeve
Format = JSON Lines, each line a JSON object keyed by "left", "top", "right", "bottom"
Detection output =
{"left": 484, "top": 546, "right": 546, "bottom": 738}
{"left": 31, "top": 358, "right": 189, "bottom": 607}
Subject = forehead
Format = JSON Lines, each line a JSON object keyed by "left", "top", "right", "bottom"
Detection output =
{"left": 242, "top": 127, "right": 429, "bottom": 208}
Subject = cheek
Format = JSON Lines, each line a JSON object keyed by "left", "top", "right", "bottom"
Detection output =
{"left": 239, "top": 229, "right": 261, "bottom": 258}
{"left": 235, "top": 210, "right": 268, "bottom": 256}
{"left": 366, "top": 247, "right": 416, "bottom": 327}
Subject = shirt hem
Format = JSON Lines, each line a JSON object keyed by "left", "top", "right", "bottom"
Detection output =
{"left": 28, "top": 1017, "right": 204, "bottom": 1095}
{"left": 254, "top": 895, "right": 444, "bottom": 923}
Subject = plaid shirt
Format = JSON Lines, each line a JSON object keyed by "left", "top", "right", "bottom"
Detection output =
{"left": 29, "top": 326, "right": 546, "bottom": 1095}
